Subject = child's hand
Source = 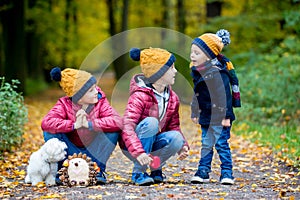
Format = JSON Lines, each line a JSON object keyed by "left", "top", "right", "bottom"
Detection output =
{"left": 81, "top": 116, "right": 89, "bottom": 128}
{"left": 136, "top": 153, "right": 153, "bottom": 166}
{"left": 178, "top": 146, "right": 189, "bottom": 160}
{"left": 222, "top": 118, "right": 231, "bottom": 127}
{"left": 74, "top": 121, "right": 81, "bottom": 129}
{"left": 76, "top": 109, "right": 87, "bottom": 118}
{"left": 191, "top": 117, "right": 198, "bottom": 124}
{"left": 74, "top": 109, "right": 87, "bottom": 129}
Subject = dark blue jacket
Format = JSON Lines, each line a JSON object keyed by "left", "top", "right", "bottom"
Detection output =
{"left": 190, "top": 63, "right": 235, "bottom": 126}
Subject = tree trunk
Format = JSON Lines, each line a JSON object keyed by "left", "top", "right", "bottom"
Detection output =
{"left": 177, "top": 0, "right": 186, "bottom": 47}
{"left": 177, "top": 0, "right": 186, "bottom": 34}
{"left": 206, "top": 0, "right": 222, "bottom": 18}
{"left": 0, "top": 0, "right": 26, "bottom": 93}
{"left": 106, "top": 0, "right": 116, "bottom": 36}
{"left": 106, "top": 0, "right": 130, "bottom": 80}
{"left": 161, "top": 0, "right": 169, "bottom": 42}
{"left": 26, "top": 0, "right": 43, "bottom": 79}
{"left": 62, "top": 0, "right": 72, "bottom": 67}
{"left": 73, "top": 1, "right": 78, "bottom": 43}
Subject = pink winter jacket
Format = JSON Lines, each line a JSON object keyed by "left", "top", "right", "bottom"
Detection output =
{"left": 41, "top": 86, "right": 122, "bottom": 147}
{"left": 120, "top": 74, "right": 189, "bottom": 158}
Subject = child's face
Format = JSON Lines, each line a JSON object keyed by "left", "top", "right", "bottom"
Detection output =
{"left": 158, "top": 64, "right": 177, "bottom": 86}
{"left": 190, "top": 44, "right": 209, "bottom": 67}
{"left": 77, "top": 84, "right": 98, "bottom": 105}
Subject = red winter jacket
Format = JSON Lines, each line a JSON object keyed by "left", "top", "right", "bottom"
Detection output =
{"left": 120, "top": 74, "right": 189, "bottom": 158}
{"left": 41, "top": 86, "right": 122, "bottom": 147}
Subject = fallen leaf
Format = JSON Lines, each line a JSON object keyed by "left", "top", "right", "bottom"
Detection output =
{"left": 172, "top": 173, "right": 181, "bottom": 177}
{"left": 41, "top": 193, "right": 61, "bottom": 199}
{"left": 88, "top": 194, "right": 103, "bottom": 199}
{"left": 217, "top": 192, "right": 228, "bottom": 196}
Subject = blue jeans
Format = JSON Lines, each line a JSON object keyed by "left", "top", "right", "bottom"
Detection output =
{"left": 122, "top": 117, "right": 185, "bottom": 173}
{"left": 198, "top": 125, "right": 233, "bottom": 176}
{"left": 44, "top": 131, "right": 119, "bottom": 172}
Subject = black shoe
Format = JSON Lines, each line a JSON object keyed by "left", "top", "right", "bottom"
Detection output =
{"left": 220, "top": 172, "right": 234, "bottom": 185}
{"left": 55, "top": 177, "right": 63, "bottom": 186}
{"left": 96, "top": 171, "right": 107, "bottom": 185}
{"left": 131, "top": 172, "right": 154, "bottom": 186}
{"left": 191, "top": 170, "right": 210, "bottom": 184}
{"left": 150, "top": 170, "right": 165, "bottom": 183}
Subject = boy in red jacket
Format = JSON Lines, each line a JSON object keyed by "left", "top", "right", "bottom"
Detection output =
{"left": 42, "top": 67, "right": 122, "bottom": 185}
{"left": 120, "top": 47, "right": 189, "bottom": 186}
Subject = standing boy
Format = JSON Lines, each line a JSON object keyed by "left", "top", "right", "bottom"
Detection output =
{"left": 189, "top": 29, "right": 241, "bottom": 185}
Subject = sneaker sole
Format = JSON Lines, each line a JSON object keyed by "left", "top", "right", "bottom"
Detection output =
{"left": 152, "top": 177, "right": 163, "bottom": 183}
{"left": 220, "top": 178, "right": 234, "bottom": 185}
{"left": 153, "top": 180, "right": 163, "bottom": 184}
{"left": 135, "top": 180, "right": 154, "bottom": 186}
{"left": 191, "top": 176, "right": 210, "bottom": 184}
{"left": 96, "top": 181, "right": 106, "bottom": 185}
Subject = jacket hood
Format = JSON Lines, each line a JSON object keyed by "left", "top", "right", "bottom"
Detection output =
{"left": 96, "top": 86, "right": 106, "bottom": 98}
{"left": 129, "top": 74, "right": 153, "bottom": 95}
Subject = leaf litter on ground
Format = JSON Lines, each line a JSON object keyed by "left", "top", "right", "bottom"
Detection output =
{"left": 0, "top": 85, "right": 299, "bottom": 200}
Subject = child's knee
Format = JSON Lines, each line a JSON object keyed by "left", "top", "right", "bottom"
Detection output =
{"left": 43, "top": 131, "right": 62, "bottom": 141}
{"left": 106, "top": 132, "right": 119, "bottom": 145}
{"left": 136, "top": 117, "right": 159, "bottom": 138}
{"left": 168, "top": 132, "right": 185, "bottom": 152}
{"left": 144, "top": 117, "right": 159, "bottom": 129}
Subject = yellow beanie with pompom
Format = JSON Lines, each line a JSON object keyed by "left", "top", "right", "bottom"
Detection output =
{"left": 129, "top": 47, "right": 176, "bottom": 83}
{"left": 50, "top": 67, "right": 96, "bottom": 103}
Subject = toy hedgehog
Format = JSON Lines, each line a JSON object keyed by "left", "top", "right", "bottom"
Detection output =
{"left": 58, "top": 152, "right": 99, "bottom": 187}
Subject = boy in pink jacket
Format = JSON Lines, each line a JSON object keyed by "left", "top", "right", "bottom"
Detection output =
{"left": 42, "top": 67, "right": 122, "bottom": 185}
{"left": 120, "top": 47, "right": 189, "bottom": 186}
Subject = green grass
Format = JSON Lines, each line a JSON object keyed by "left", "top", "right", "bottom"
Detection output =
{"left": 232, "top": 121, "right": 300, "bottom": 168}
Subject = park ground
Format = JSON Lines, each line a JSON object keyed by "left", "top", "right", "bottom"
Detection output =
{"left": 0, "top": 74, "right": 299, "bottom": 200}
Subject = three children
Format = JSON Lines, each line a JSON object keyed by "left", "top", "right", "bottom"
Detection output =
{"left": 41, "top": 28, "right": 240, "bottom": 186}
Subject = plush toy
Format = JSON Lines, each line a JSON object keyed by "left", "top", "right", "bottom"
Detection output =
{"left": 25, "top": 138, "right": 67, "bottom": 186}
{"left": 58, "top": 153, "right": 99, "bottom": 186}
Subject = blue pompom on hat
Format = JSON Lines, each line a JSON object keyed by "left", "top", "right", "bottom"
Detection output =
{"left": 129, "top": 48, "right": 141, "bottom": 61}
{"left": 50, "top": 67, "right": 62, "bottom": 82}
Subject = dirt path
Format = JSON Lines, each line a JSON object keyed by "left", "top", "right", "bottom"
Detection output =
{"left": 3, "top": 132, "right": 299, "bottom": 200}
{"left": 1, "top": 74, "right": 299, "bottom": 200}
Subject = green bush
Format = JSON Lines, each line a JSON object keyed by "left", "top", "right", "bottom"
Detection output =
{"left": 0, "top": 77, "right": 28, "bottom": 155}
{"left": 231, "top": 36, "right": 300, "bottom": 168}
{"left": 234, "top": 36, "right": 300, "bottom": 126}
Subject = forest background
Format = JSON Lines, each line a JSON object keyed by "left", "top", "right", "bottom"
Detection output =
{"left": 0, "top": 0, "right": 299, "bottom": 168}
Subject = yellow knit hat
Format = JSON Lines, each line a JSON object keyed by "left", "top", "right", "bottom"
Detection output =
{"left": 192, "top": 29, "right": 231, "bottom": 59}
{"left": 191, "top": 29, "right": 235, "bottom": 70}
{"left": 50, "top": 67, "right": 97, "bottom": 103}
{"left": 129, "top": 47, "right": 176, "bottom": 83}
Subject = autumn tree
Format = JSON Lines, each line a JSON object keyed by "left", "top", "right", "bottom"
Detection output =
{"left": 206, "top": 0, "right": 223, "bottom": 19}
{"left": 106, "top": 0, "right": 130, "bottom": 80}
{"left": 0, "top": 0, "right": 26, "bottom": 93}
